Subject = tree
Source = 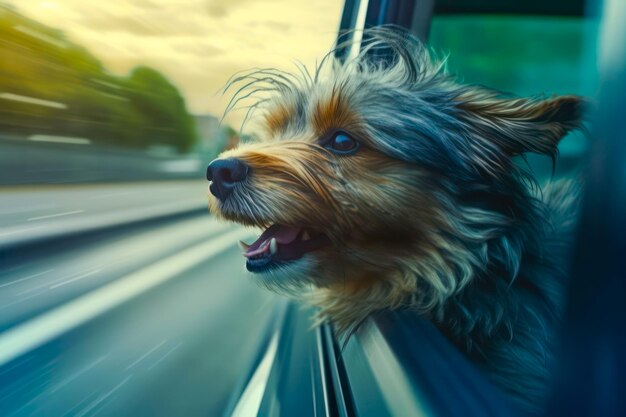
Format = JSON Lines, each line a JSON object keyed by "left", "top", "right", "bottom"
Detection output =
{"left": 125, "top": 66, "right": 197, "bottom": 152}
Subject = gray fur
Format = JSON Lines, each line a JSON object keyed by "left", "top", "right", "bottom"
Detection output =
{"left": 219, "top": 27, "right": 585, "bottom": 414}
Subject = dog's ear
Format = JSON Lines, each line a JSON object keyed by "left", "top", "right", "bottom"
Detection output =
{"left": 457, "top": 92, "right": 585, "bottom": 161}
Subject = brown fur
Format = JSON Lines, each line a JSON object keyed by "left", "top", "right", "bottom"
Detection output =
{"left": 209, "top": 29, "right": 585, "bottom": 413}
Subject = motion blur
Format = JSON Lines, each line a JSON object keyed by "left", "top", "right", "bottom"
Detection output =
{"left": 1, "top": 1, "right": 623, "bottom": 417}
{"left": 0, "top": 1, "right": 339, "bottom": 416}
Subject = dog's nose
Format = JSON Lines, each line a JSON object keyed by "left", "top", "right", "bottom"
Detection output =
{"left": 206, "top": 157, "right": 249, "bottom": 200}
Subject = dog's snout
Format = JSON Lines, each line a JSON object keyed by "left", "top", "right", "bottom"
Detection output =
{"left": 207, "top": 157, "right": 249, "bottom": 200}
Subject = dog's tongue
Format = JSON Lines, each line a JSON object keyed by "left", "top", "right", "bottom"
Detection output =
{"left": 245, "top": 224, "right": 301, "bottom": 256}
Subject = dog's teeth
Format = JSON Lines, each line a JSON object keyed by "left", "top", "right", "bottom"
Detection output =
{"left": 269, "top": 238, "right": 277, "bottom": 255}
{"left": 302, "top": 230, "right": 311, "bottom": 241}
{"left": 238, "top": 240, "right": 250, "bottom": 251}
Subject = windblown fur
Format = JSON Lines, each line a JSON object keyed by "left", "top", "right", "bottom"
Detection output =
{"left": 209, "top": 28, "right": 585, "bottom": 414}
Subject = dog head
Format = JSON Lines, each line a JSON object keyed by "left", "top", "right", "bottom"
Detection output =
{"left": 207, "top": 28, "right": 584, "bottom": 327}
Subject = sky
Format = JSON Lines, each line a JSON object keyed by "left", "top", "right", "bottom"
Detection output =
{"left": 4, "top": 0, "right": 343, "bottom": 125}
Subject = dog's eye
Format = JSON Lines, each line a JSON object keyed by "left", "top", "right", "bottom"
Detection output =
{"left": 326, "top": 132, "right": 359, "bottom": 155}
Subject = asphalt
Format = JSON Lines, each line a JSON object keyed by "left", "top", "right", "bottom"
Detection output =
{"left": 0, "top": 183, "right": 277, "bottom": 417}
{"left": 0, "top": 181, "right": 209, "bottom": 249}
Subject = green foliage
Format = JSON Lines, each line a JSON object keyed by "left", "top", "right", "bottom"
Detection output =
{"left": 429, "top": 14, "right": 592, "bottom": 170}
{"left": 126, "top": 67, "right": 197, "bottom": 152}
{"left": 429, "top": 15, "right": 590, "bottom": 96}
{"left": 0, "top": 6, "right": 197, "bottom": 152}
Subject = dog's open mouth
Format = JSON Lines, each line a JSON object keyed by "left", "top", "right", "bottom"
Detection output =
{"left": 240, "top": 224, "right": 330, "bottom": 272}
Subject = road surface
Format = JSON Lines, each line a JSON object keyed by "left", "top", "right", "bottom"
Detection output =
{"left": 0, "top": 181, "right": 211, "bottom": 248}
{"left": 0, "top": 182, "right": 277, "bottom": 417}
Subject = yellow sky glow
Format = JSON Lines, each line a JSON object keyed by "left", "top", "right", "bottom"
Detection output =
{"left": 5, "top": 0, "right": 343, "bottom": 126}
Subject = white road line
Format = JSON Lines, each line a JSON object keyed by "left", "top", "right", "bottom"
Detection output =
{"left": 49, "top": 268, "right": 103, "bottom": 289}
{"left": 0, "top": 269, "right": 54, "bottom": 289}
{"left": 147, "top": 341, "right": 184, "bottom": 370}
{"left": 49, "top": 356, "right": 108, "bottom": 394}
{"left": 0, "top": 227, "right": 251, "bottom": 367}
{"left": 5, "top": 359, "right": 62, "bottom": 415}
{"left": 74, "top": 375, "right": 133, "bottom": 417}
{"left": 0, "top": 289, "right": 48, "bottom": 311}
{"left": 125, "top": 340, "right": 167, "bottom": 371}
{"left": 0, "top": 226, "right": 40, "bottom": 237}
{"left": 60, "top": 391, "right": 99, "bottom": 417}
{"left": 0, "top": 356, "right": 34, "bottom": 377}
{"left": 27, "top": 210, "right": 84, "bottom": 221}
{"left": 15, "top": 268, "right": 100, "bottom": 296}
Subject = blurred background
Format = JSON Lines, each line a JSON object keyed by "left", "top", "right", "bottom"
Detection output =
{"left": 0, "top": 0, "right": 616, "bottom": 417}
{"left": 0, "top": 1, "right": 342, "bottom": 416}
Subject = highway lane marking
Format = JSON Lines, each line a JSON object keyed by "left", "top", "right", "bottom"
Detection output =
{"left": 0, "top": 226, "right": 40, "bottom": 237}
{"left": 5, "top": 380, "right": 54, "bottom": 417}
{"left": 0, "top": 289, "right": 49, "bottom": 311}
{"left": 74, "top": 375, "right": 133, "bottom": 417}
{"left": 60, "top": 391, "right": 100, "bottom": 417}
{"left": 0, "top": 269, "right": 54, "bottom": 289}
{"left": 49, "top": 356, "right": 108, "bottom": 394}
{"left": 27, "top": 210, "right": 85, "bottom": 221}
{"left": 0, "top": 355, "right": 34, "bottom": 377}
{"left": 147, "top": 341, "right": 184, "bottom": 370}
{"left": 0, "top": 202, "right": 209, "bottom": 246}
{"left": 5, "top": 358, "right": 65, "bottom": 417}
{"left": 0, "top": 227, "right": 253, "bottom": 367}
{"left": 15, "top": 267, "right": 102, "bottom": 296}
{"left": 0, "top": 356, "right": 61, "bottom": 403}
{"left": 124, "top": 339, "right": 167, "bottom": 371}
{"left": 3, "top": 219, "right": 230, "bottom": 304}
{"left": 49, "top": 268, "right": 103, "bottom": 289}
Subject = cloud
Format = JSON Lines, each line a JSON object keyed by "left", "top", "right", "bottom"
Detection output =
{"left": 66, "top": 4, "right": 211, "bottom": 37}
{"left": 5, "top": 0, "right": 343, "bottom": 125}
{"left": 78, "top": 14, "right": 166, "bottom": 36}
{"left": 248, "top": 20, "right": 292, "bottom": 32}
{"left": 205, "top": 0, "right": 256, "bottom": 18}
{"left": 130, "top": 0, "right": 162, "bottom": 10}
{"left": 171, "top": 39, "right": 224, "bottom": 57}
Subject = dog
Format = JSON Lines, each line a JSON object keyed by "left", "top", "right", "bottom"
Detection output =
{"left": 207, "top": 28, "right": 584, "bottom": 414}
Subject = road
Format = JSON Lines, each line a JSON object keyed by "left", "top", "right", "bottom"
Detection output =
{"left": 0, "top": 181, "right": 211, "bottom": 248}
{"left": 0, "top": 182, "right": 277, "bottom": 417}
{"left": 0, "top": 138, "right": 206, "bottom": 186}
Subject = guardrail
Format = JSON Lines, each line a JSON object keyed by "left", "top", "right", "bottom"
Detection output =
{"left": 0, "top": 136, "right": 209, "bottom": 185}
{"left": 0, "top": 181, "right": 210, "bottom": 251}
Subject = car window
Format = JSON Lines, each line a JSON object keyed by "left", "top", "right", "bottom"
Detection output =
{"left": 430, "top": 15, "right": 595, "bottom": 96}
{"left": 429, "top": 15, "right": 596, "bottom": 169}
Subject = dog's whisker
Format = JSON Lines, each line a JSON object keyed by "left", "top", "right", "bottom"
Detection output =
{"left": 221, "top": 67, "right": 296, "bottom": 94}
{"left": 238, "top": 99, "right": 271, "bottom": 134}
{"left": 222, "top": 82, "right": 280, "bottom": 118}
{"left": 207, "top": 26, "right": 586, "bottom": 415}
